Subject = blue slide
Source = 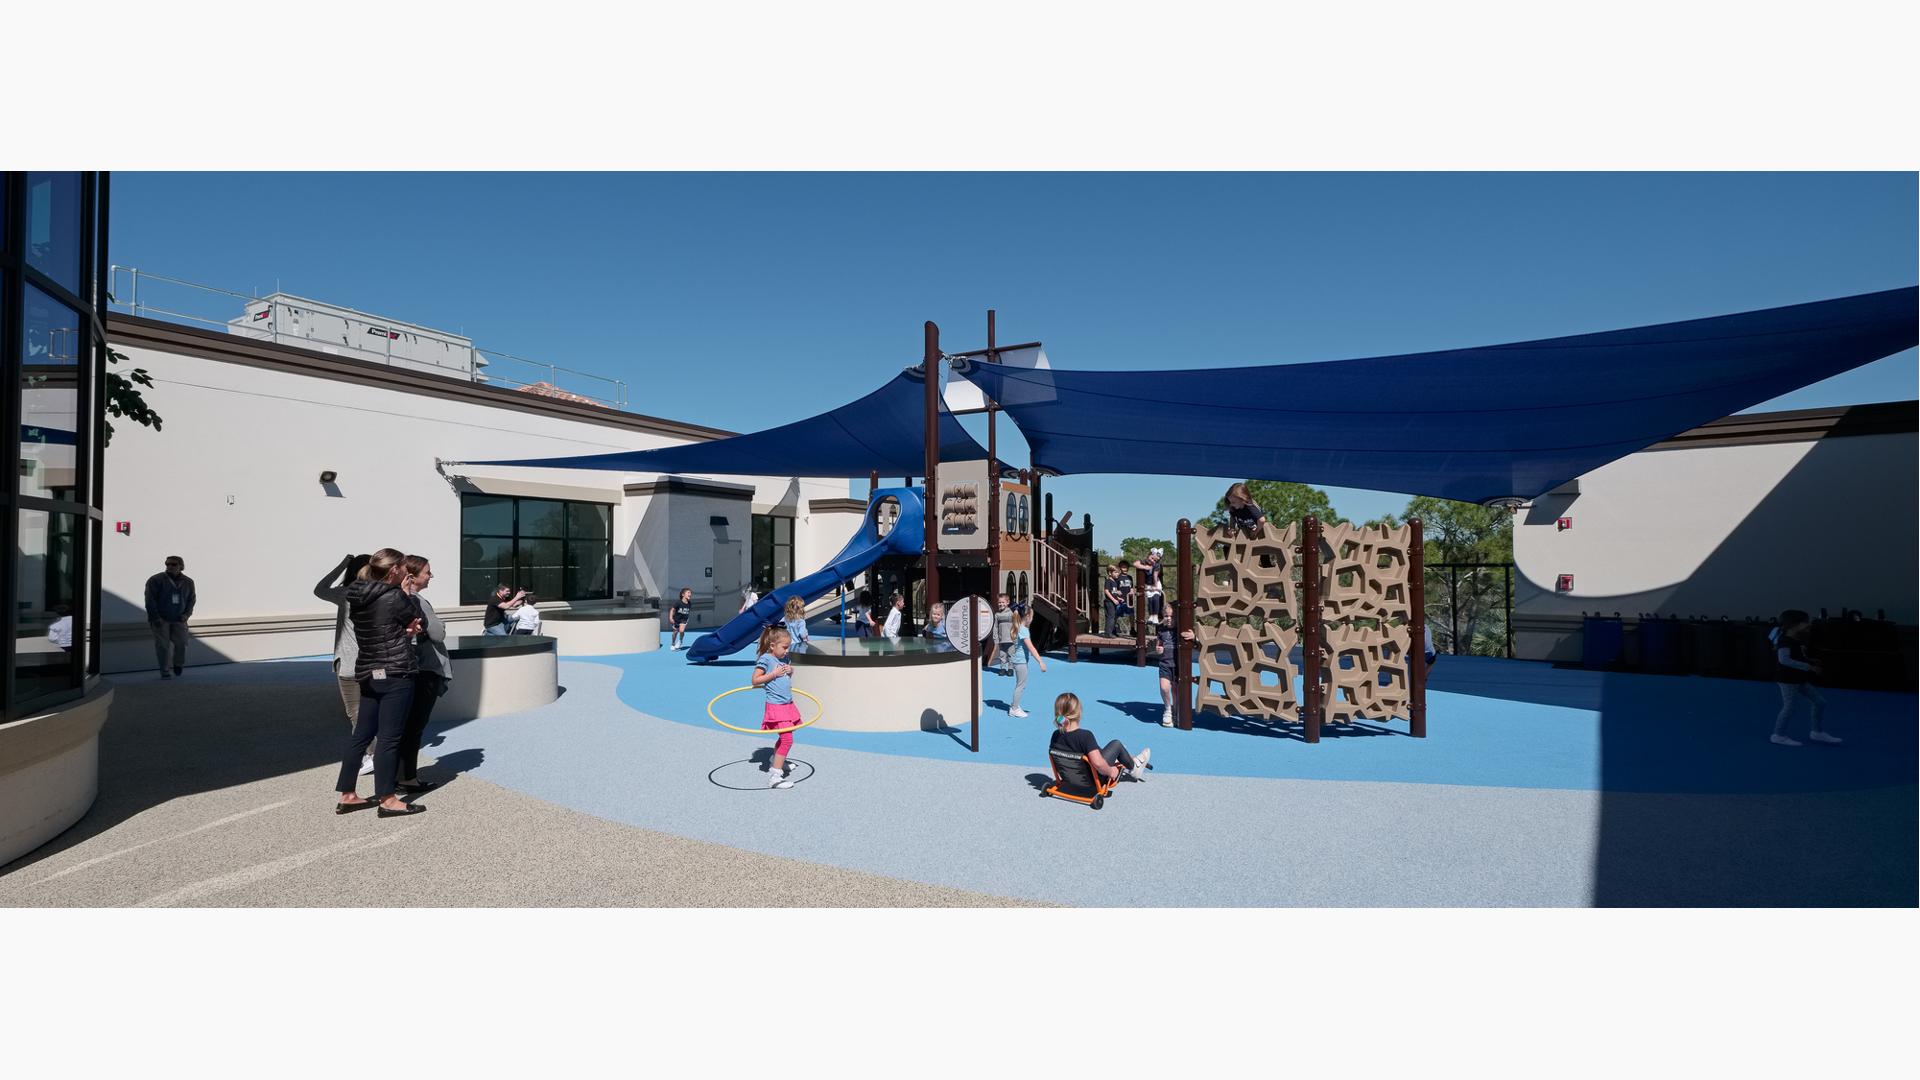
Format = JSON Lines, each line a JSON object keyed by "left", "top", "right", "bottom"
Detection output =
{"left": 688, "top": 487, "right": 926, "bottom": 662}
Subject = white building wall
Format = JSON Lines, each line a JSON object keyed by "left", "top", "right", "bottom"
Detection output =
{"left": 101, "top": 332, "right": 854, "bottom": 671}
{"left": 1513, "top": 427, "right": 1916, "bottom": 660}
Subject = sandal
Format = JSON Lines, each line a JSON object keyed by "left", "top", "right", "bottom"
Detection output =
{"left": 334, "top": 798, "right": 377, "bottom": 815}
{"left": 377, "top": 802, "right": 427, "bottom": 818}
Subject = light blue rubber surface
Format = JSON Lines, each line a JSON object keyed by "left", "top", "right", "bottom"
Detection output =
{"left": 601, "top": 636, "right": 1916, "bottom": 795}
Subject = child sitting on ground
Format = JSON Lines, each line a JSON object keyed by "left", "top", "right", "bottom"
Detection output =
{"left": 1049, "top": 692, "right": 1149, "bottom": 783}
{"left": 752, "top": 625, "right": 801, "bottom": 788}
{"left": 782, "top": 596, "right": 811, "bottom": 660}
{"left": 1768, "top": 609, "right": 1841, "bottom": 746}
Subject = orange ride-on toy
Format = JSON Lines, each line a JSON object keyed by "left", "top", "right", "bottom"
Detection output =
{"left": 1041, "top": 749, "right": 1118, "bottom": 810}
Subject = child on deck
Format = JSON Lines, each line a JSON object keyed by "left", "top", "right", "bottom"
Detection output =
{"left": 669, "top": 587, "right": 693, "bottom": 651}
{"left": 1768, "top": 609, "right": 1841, "bottom": 746}
{"left": 1007, "top": 607, "right": 1047, "bottom": 717}
{"left": 1222, "top": 482, "right": 1267, "bottom": 538}
{"left": 782, "top": 596, "right": 811, "bottom": 660}
{"left": 752, "top": 626, "right": 801, "bottom": 788}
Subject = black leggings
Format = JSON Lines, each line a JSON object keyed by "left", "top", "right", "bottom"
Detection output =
{"left": 401, "top": 673, "right": 446, "bottom": 783}
{"left": 337, "top": 674, "right": 417, "bottom": 798}
{"left": 1099, "top": 739, "right": 1136, "bottom": 773}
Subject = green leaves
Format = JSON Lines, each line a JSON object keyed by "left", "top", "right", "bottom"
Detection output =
{"left": 104, "top": 347, "right": 164, "bottom": 446}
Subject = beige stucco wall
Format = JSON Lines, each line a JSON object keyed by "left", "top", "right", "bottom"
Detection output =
{"left": 101, "top": 335, "right": 847, "bottom": 670}
{"left": 1513, "top": 429, "right": 1917, "bottom": 660}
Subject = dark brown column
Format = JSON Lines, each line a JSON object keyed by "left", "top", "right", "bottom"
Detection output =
{"left": 1066, "top": 549, "right": 1080, "bottom": 663}
{"left": 922, "top": 321, "right": 940, "bottom": 608}
{"left": 1301, "top": 515, "right": 1323, "bottom": 744}
{"left": 1134, "top": 565, "right": 1148, "bottom": 666}
{"left": 1175, "top": 518, "right": 1194, "bottom": 731}
{"left": 1409, "top": 518, "right": 1427, "bottom": 738}
{"left": 986, "top": 311, "right": 1000, "bottom": 609}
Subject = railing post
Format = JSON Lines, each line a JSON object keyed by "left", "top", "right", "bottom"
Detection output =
{"left": 1504, "top": 563, "right": 1514, "bottom": 659}
{"left": 1066, "top": 549, "right": 1079, "bottom": 663}
{"left": 1134, "top": 564, "right": 1148, "bottom": 666}
{"left": 1175, "top": 518, "right": 1194, "bottom": 731}
{"left": 1301, "top": 516, "right": 1323, "bottom": 744}
{"left": 1409, "top": 518, "right": 1427, "bottom": 738}
{"left": 969, "top": 594, "right": 980, "bottom": 753}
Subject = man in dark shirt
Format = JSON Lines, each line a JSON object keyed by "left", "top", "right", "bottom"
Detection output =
{"left": 144, "top": 555, "right": 197, "bottom": 678}
{"left": 483, "top": 583, "right": 525, "bottom": 636}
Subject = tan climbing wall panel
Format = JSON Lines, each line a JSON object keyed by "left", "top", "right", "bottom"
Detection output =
{"left": 1193, "top": 522, "right": 1301, "bottom": 719}
{"left": 1317, "top": 522, "right": 1414, "bottom": 724}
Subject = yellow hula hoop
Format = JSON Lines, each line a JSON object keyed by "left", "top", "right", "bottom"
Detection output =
{"left": 707, "top": 685, "right": 823, "bottom": 735}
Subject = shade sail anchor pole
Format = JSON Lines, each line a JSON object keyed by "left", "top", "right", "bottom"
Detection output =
{"left": 923, "top": 320, "right": 941, "bottom": 610}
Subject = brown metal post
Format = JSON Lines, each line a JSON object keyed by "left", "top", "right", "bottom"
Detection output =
{"left": 1409, "top": 518, "right": 1427, "bottom": 738}
{"left": 922, "top": 321, "right": 941, "bottom": 608}
{"left": 1066, "top": 548, "right": 1080, "bottom": 663}
{"left": 1301, "top": 516, "right": 1323, "bottom": 744}
{"left": 969, "top": 594, "right": 980, "bottom": 753}
{"left": 869, "top": 470, "right": 878, "bottom": 498}
{"left": 987, "top": 311, "right": 1000, "bottom": 610}
{"left": 1134, "top": 565, "right": 1148, "bottom": 666}
{"left": 1175, "top": 518, "right": 1194, "bottom": 731}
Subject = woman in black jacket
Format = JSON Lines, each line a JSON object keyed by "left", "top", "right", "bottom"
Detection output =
{"left": 334, "top": 548, "right": 427, "bottom": 817}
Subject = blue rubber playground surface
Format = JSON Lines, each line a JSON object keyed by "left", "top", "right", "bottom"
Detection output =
{"left": 610, "top": 635, "right": 1917, "bottom": 796}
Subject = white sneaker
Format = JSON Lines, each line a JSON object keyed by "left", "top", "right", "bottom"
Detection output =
{"left": 1132, "top": 747, "right": 1151, "bottom": 777}
{"left": 1770, "top": 734, "right": 1802, "bottom": 747}
{"left": 359, "top": 754, "right": 375, "bottom": 775}
{"left": 1161, "top": 707, "right": 1174, "bottom": 727}
{"left": 769, "top": 773, "right": 794, "bottom": 789}
{"left": 1009, "top": 707, "right": 1029, "bottom": 718}
{"left": 1808, "top": 731, "right": 1843, "bottom": 745}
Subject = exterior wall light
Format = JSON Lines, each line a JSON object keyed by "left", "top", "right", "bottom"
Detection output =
{"left": 319, "top": 470, "right": 338, "bottom": 484}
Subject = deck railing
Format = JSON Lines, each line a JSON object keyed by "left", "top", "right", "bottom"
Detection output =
{"left": 106, "top": 265, "right": 629, "bottom": 410}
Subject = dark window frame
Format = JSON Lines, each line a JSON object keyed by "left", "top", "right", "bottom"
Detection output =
{"left": 2, "top": 171, "right": 105, "bottom": 720}
{"left": 457, "top": 492, "right": 614, "bottom": 606}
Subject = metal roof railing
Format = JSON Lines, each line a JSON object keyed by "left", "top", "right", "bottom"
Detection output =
{"left": 106, "top": 265, "right": 629, "bottom": 410}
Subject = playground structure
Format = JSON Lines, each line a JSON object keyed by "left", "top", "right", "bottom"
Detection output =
{"left": 1177, "top": 517, "right": 1428, "bottom": 742}
{"left": 453, "top": 288, "right": 1917, "bottom": 752}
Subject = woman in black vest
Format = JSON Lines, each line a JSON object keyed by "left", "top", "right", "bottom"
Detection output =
{"left": 333, "top": 548, "right": 428, "bottom": 817}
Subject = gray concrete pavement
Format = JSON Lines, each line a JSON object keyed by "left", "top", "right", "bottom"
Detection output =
{"left": 0, "top": 668, "right": 1036, "bottom": 908}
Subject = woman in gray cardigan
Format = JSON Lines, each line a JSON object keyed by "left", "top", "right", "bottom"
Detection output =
{"left": 396, "top": 554, "right": 453, "bottom": 793}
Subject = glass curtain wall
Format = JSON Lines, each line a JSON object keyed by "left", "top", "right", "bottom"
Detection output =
{"left": 2, "top": 171, "right": 107, "bottom": 718}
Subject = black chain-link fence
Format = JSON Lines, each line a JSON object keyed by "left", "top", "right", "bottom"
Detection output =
{"left": 1424, "top": 562, "right": 1514, "bottom": 658}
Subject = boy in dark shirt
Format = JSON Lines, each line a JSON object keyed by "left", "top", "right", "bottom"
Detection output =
{"left": 669, "top": 587, "right": 693, "bottom": 650}
{"left": 1768, "top": 609, "right": 1840, "bottom": 746}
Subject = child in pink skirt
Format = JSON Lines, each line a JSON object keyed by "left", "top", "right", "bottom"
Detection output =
{"left": 751, "top": 625, "right": 801, "bottom": 788}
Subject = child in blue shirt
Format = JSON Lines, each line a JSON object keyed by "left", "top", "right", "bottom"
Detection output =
{"left": 751, "top": 625, "right": 801, "bottom": 788}
{"left": 782, "top": 596, "right": 810, "bottom": 661}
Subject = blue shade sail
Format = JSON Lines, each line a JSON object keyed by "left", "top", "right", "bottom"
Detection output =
{"left": 953, "top": 287, "right": 1918, "bottom": 503}
{"left": 462, "top": 367, "right": 988, "bottom": 477}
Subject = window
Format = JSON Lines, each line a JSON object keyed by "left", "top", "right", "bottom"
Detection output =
{"left": 4, "top": 171, "right": 104, "bottom": 714}
{"left": 459, "top": 493, "right": 613, "bottom": 605}
{"left": 752, "top": 513, "right": 793, "bottom": 593}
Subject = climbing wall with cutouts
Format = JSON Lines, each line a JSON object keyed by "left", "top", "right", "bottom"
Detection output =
{"left": 1193, "top": 522, "right": 1301, "bottom": 719}
{"left": 1316, "top": 522, "right": 1414, "bottom": 724}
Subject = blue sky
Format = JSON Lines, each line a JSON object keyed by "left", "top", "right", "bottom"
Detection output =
{"left": 110, "top": 172, "right": 1916, "bottom": 542}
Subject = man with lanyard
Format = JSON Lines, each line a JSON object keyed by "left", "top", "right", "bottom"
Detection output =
{"left": 145, "top": 555, "right": 197, "bottom": 678}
